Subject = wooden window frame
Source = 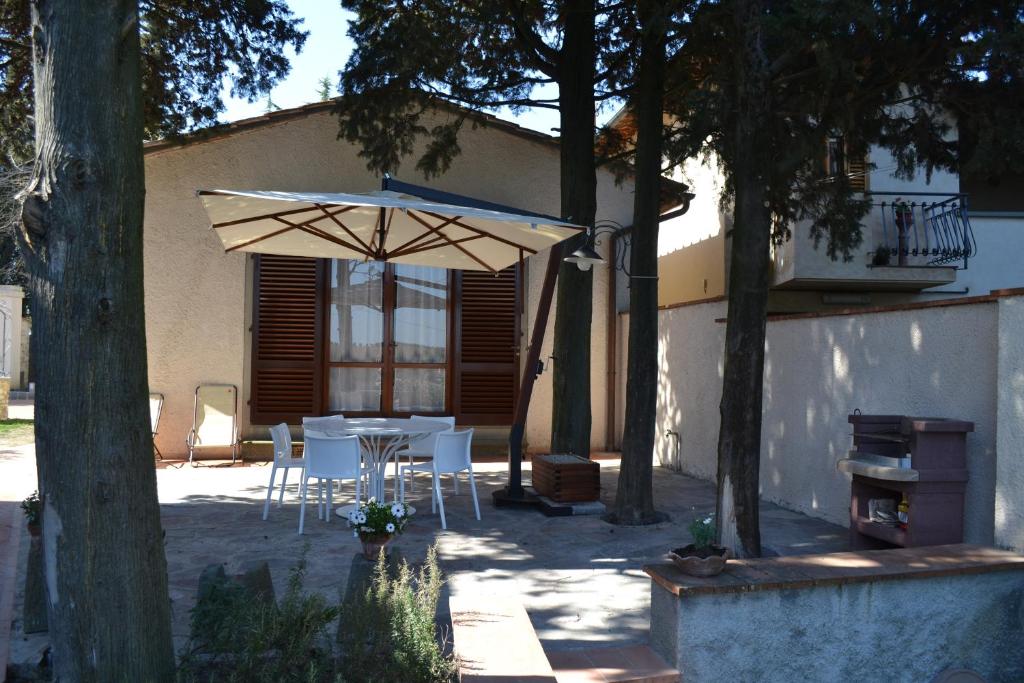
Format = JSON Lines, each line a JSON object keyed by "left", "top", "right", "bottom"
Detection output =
{"left": 321, "top": 262, "right": 455, "bottom": 418}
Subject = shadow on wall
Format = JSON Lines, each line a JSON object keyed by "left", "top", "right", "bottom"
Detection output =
{"left": 655, "top": 299, "right": 999, "bottom": 546}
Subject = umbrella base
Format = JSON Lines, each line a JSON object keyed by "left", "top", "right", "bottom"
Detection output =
{"left": 492, "top": 486, "right": 542, "bottom": 510}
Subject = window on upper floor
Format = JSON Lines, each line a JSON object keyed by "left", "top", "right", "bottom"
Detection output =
{"left": 826, "top": 137, "right": 869, "bottom": 193}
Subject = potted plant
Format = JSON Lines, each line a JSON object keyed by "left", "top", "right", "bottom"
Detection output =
{"left": 669, "top": 514, "right": 729, "bottom": 577}
{"left": 21, "top": 490, "right": 42, "bottom": 537}
{"left": 871, "top": 244, "right": 891, "bottom": 266}
{"left": 893, "top": 198, "right": 913, "bottom": 265}
{"left": 347, "top": 498, "right": 410, "bottom": 560}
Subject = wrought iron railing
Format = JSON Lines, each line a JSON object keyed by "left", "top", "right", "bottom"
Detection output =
{"left": 867, "top": 192, "right": 977, "bottom": 269}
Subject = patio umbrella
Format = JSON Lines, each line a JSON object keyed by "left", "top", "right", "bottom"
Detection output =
{"left": 198, "top": 188, "right": 586, "bottom": 272}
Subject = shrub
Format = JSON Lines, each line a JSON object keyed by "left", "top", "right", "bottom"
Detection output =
{"left": 688, "top": 514, "right": 716, "bottom": 550}
{"left": 336, "top": 545, "right": 457, "bottom": 683}
{"left": 178, "top": 555, "right": 339, "bottom": 682}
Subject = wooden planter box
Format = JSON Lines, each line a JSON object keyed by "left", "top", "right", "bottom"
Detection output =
{"left": 532, "top": 454, "right": 600, "bottom": 502}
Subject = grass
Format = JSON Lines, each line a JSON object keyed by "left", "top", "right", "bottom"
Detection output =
{"left": 0, "top": 419, "right": 34, "bottom": 447}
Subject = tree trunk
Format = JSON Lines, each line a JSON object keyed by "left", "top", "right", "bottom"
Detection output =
{"left": 611, "top": 0, "right": 668, "bottom": 525}
{"left": 550, "top": 0, "right": 597, "bottom": 458}
{"left": 715, "top": 0, "right": 772, "bottom": 558}
{"left": 18, "top": 2, "right": 176, "bottom": 679}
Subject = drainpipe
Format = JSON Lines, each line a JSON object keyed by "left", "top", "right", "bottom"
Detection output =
{"left": 605, "top": 237, "right": 617, "bottom": 452}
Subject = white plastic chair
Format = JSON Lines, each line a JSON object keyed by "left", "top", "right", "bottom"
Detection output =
{"left": 302, "top": 415, "right": 346, "bottom": 431}
{"left": 149, "top": 392, "right": 164, "bottom": 460}
{"left": 399, "top": 415, "right": 455, "bottom": 492}
{"left": 186, "top": 384, "right": 240, "bottom": 465}
{"left": 262, "top": 423, "right": 305, "bottom": 520}
{"left": 400, "top": 429, "right": 478, "bottom": 530}
{"left": 299, "top": 433, "right": 366, "bottom": 534}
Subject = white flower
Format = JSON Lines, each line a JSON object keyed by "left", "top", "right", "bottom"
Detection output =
{"left": 352, "top": 530, "right": 359, "bottom": 538}
{"left": 391, "top": 503, "right": 405, "bottom": 518}
{"left": 355, "top": 511, "right": 367, "bottom": 524}
{"left": 385, "top": 522, "right": 396, "bottom": 534}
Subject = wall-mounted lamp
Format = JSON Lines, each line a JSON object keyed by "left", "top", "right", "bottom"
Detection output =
{"left": 565, "top": 193, "right": 694, "bottom": 277}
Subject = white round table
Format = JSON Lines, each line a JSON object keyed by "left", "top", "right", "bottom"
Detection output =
{"left": 306, "top": 417, "right": 446, "bottom": 514}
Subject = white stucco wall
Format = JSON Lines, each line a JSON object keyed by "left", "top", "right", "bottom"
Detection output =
{"left": 644, "top": 295, "right": 1008, "bottom": 547}
{"left": 143, "top": 107, "right": 635, "bottom": 457}
{"left": 996, "top": 295, "right": 1024, "bottom": 550}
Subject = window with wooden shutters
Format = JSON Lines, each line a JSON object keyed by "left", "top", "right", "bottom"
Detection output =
{"left": 454, "top": 265, "right": 520, "bottom": 424}
{"left": 826, "top": 136, "right": 869, "bottom": 192}
{"left": 250, "top": 254, "right": 324, "bottom": 424}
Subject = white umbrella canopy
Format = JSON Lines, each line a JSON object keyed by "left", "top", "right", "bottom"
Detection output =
{"left": 198, "top": 188, "right": 586, "bottom": 272}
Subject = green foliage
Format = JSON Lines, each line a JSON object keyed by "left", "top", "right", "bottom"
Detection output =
{"left": 336, "top": 0, "right": 633, "bottom": 178}
{"left": 688, "top": 514, "right": 715, "bottom": 550}
{"left": 347, "top": 499, "right": 410, "bottom": 538}
{"left": 659, "top": 0, "right": 1024, "bottom": 261}
{"left": 0, "top": 0, "right": 308, "bottom": 160}
{"left": 317, "top": 76, "right": 334, "bottom": 101}
{"left": 20, "top": 489, "right": 40, "bottom": 525}
{"left": 179, "top": 557, "right": 339, "bottom": 682}
{"left": 337, "top": 546, "right": 456, "bottom": 683}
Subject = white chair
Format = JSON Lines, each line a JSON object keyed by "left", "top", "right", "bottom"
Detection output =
{"left": 262, "top": 423, "right": 304, "bottom": 521}
{"left": 400, "top": 429, "right": 479, "bottom": 530}
{"left": 399, "top": 415, "right": 455, "bottom": 492}
{"left": 302, "top": 415, "right": 346, "bottom": 431}
{"left": 299, "top": 433, "right": 366, "bottom": 534}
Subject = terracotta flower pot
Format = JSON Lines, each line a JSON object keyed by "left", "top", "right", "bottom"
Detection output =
{"left": 360, "top": 534, "right": 394, "bottom": 560}
{"left": 669, "top": 544, "right": 729, "bottom": 577}
{"left": 27, "top": 523, "right": 40, "bottom": 538}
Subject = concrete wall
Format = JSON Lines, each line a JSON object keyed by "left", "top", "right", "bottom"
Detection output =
{"left": 650, "top": 567, "right": 1024, "bottom": 682}
{"left": 639, "top": 293, "right": 1024, "bottom": 548}
{"left": 143, "top": 107, "right": 635, "bottom": 457}
{"left": 996, "top": 295, "right": 1024, "bottom": 550}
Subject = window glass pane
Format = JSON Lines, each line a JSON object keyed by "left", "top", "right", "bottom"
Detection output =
{"left": 329, "top": 367, "right": 381, "bottom": 412}
{"left": 393, "top": 265, "right": 447, "bottom": 364}
{"left": 330, "top": 260, "right": 384, "bottom": 362}
{"left": 393, "top": 368, "right": 445, "bottom": 412}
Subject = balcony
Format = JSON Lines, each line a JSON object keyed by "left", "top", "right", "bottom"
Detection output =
{"left": 771, "top": 192, "right": 970, "bottom": 292}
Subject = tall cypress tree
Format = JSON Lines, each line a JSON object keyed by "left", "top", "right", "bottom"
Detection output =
{"left": 336, "top": 0, "right": 637, "bottom": 460}
{"left": 662, "top": 0, "right": 1024, "bottom": 556}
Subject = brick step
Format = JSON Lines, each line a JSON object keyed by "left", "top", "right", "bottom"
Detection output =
{"left": 546, "top": 645, "right": 679, "bottom": 683}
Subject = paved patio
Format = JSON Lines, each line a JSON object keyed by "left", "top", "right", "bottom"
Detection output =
{"left": 3, "top": 440, "right": 847, "bottom": 672}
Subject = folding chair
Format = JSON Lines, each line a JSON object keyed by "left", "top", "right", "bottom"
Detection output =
{"left": 186, "top": 384, "right": 240, "bottom": 466}
{"left": 149, "top": 392, "right": 164, "bottom": 460}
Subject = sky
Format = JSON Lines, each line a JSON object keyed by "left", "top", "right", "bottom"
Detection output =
{"left": 219, "top": 0, "right": 598, "bottom": 136}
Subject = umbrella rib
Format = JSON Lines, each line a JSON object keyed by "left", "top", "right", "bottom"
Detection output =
{"left": 389, "top": 234, "right": 485, "bottom": 258}
{"left": 296, "top": 224, "right": 373, "bottom": 256}
{"left": 271, "top": 216, "right": 373, "bottom": 256}
{"left": 388, "top": 214, "right": 463, "bottom": 255}
{"left": 418, "top": 210, "right": 539, "bottom": 254}
{"left": 404, "top": 210, "right": 497, "bottom": 272}
{"left": 225, "top": 224, "right": 297, "bottom": 252}
{"left": 211, "top": 203, "right": 355, "bottom": 229}
{"left": 313, "top": 203, "right": 373, "bottom": 253}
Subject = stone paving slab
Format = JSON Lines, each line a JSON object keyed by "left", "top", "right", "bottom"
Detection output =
{"left": 4, "top": 447, "right": 848, "bottom": 671}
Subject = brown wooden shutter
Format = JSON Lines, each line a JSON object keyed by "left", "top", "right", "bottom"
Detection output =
{"left": 250, "top": 254, "right": 324, "bottom": 424}
{"left": 454, "top": 264, "right": 520, "bottom": 424}
{"left": 846, "top": 153, "right": 869, "bottom": 193}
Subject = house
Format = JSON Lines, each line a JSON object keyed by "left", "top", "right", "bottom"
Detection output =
{"left": 143, "top": 100, "right": 649, "bottom": 459}
{"left": 621, "top": 119, "right": 1024, "bottom": 552}
{"left": 653, "top": 140, "right": 1024, "bottom": 311}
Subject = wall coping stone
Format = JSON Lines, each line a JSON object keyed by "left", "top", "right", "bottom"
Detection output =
{"left": 644, "top": 543, "right": 1024, "bottom": 597}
